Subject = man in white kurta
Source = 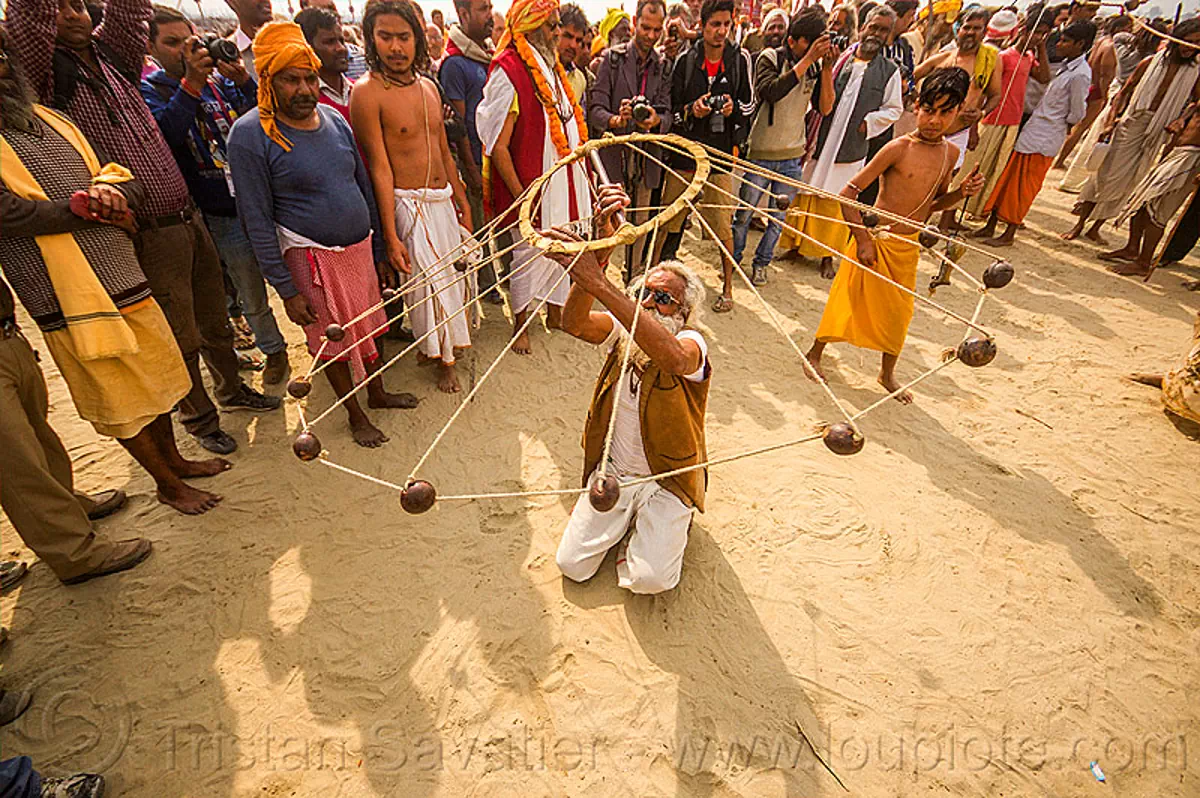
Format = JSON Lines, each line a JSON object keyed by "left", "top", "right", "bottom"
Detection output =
{"left": 781, "top": 7, "right": 903, "bottom": 277}
{"left": 476, "top": 7, "right": 591, "bottom": 354}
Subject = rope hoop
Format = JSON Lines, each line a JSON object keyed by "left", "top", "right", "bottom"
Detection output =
{"left": 517, "top": 133, "right": 711, "bottom": 254}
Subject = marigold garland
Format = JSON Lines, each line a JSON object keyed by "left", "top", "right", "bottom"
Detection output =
{"left": 513, "top": 32, "right": 588, "bottom": 158}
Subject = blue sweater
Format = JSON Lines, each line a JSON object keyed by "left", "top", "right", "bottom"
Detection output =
{"left": 227, "top": 106, "right": 386, "bottom": 299}
{"left": 141, "top": 69, "right": 257, "bottom": 217}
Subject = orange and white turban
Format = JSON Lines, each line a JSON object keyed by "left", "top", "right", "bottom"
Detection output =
{"left": 493, "top": 0, "right": 561, "bottom": 54}
{"left": 253, "top": 21, "right": 323, "bottom": 152}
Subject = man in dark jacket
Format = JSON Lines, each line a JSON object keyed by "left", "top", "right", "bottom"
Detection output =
{"left": 587, "top": 0, "right": 672, "bottom": 278}
{"left": 143, "top": 5, "right": 291, "bottom": 385}
{"left": 659, "top": 0, "right": 753, "bottom": 313}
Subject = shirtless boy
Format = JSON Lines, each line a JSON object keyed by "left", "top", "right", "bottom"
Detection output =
{"left": 352, "top": 0, "right": 474, "bottom": 393}
{"left": 806, "top": 67, "right": 985, "bottom": 403}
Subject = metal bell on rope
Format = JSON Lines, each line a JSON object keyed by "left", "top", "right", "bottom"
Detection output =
{"left": 983, "top": 260, "right": 1014, "bottom": 289}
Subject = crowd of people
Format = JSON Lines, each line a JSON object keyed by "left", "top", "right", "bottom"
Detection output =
{"left": 1, "top": 0, "right": 1200, "bottom": 791}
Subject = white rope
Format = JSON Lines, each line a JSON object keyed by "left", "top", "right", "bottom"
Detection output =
{"left": 406, "top": 249, "right": 587, "bottom": 481}
{"left": 303, "top": 243, "right": 545, "bottom": 429}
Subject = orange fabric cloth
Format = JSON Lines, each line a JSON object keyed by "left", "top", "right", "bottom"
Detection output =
{"left": 494, "top": 0, "right": 560, "bottom": 55}
{"left": 253, "top": 22, "right": 324, "bottom": 152}
{"left": 815, "top": 232, "right": 921, "bottom": 357}
{"left": 981, "top": 151, "right": 1053, "bottom": 226}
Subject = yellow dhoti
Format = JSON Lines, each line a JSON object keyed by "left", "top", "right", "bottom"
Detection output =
{"left": 43, "top": 298, "right": 191, "bottom": 439}
{"left": 1162, "top": 313, "right": 1200, "bottom": 425}
{"left": 779, "top": 194, "right": 849, "bottom": 260}
{"left": 815, "top": 232, "right": 920, "bottom": 357}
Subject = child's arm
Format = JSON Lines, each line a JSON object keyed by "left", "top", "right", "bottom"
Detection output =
{"left": 931, "top": 158, "right": 984, "bottom": 212}
{"left": 839, "top": 142, "right": 904, "bottom": 267}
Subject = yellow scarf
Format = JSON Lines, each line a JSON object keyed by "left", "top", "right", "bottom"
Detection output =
{"left": 0, "top": 105, "right": 138, "bottom": 360}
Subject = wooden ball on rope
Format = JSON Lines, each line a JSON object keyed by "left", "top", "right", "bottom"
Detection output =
{"left": 454, "top": 258, "right": 469, "bottom": 273}
{"left": 983, "top": 260, "right": 1014, "bottom": 289}
{"left": 381, "top": 287, "right": 397, "bottom": 301}
{"left": 773, "top": 193, "right": 792, "bottom": 211}
{"left": 286, "top": 377, "right": 312, "bottom": 399}
{"left": 588, "top": 473, "right": 621, "bottom": 512}
{"left": 324, "top": 323, "right": 346, "bottom": 342}
{"left": 918, "top": 227, "right": 940, "bottom": 248}
{"left": 956, "top": 336, "right": 997, "bottom": 368}
{"left": 292, "top": 430, "right": 322, "bottom": 462}
{"left": 822, "top": 422, "right": 864, "bottom": 456}
{"left": 860, "top": 211, "right": 880, "bottom": 229}
{"left": 401, "top": 480, "right": 437, "bottom": 514}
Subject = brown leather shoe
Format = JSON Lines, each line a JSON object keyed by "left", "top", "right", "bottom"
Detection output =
{"left": 62, "top": 539, "right": 152, "bottom": 586}
{"left": 263, "top": 350, "right": 290, "bottom": 385}
{"left": 78, "top": 489, "right": 127, "bottom": 521}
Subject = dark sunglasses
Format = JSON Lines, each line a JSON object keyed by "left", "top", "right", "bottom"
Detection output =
{"left": 640, "top": 286, "right": 680, "bottom": 307}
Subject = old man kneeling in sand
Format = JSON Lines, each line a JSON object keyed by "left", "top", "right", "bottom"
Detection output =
{"left": 544, "top": 185, "right": 710, "bottom": 595}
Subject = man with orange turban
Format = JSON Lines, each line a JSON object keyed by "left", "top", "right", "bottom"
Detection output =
{"left": 228, "top": 21, "right": 419, "bottom": 449}
{"left": 477, "top": 0, "right": 591, "bottom": 356}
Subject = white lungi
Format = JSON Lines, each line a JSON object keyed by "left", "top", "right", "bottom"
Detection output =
{"left": 510, "top": 242, "right": 571, "bottom": 313}
{"left": 392, "top": 185, "right": 472, "bottom": 363}
{"left": 556, "top": 472, "right": 693, "bottom": 595}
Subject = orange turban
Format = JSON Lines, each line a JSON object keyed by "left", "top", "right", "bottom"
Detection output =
{"left": 253, "top": 22, "right": 323, "bottom": 152}
{"left": 493, "top": 0, "right": 561, "bottom": 55}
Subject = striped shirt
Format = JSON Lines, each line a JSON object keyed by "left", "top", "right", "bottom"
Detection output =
{"left": 0, "top": 118, "right": 152, "bottom": 331}
{"left": 6, "top": 0, "right": 192, "bottom": 218}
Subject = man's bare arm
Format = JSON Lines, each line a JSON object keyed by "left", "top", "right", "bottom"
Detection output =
{"left": 433, "top": 87, "right": 472, "bottom": 232}
{"left": 982, "top": 56, "right": 1004, "bottom": 117}
{"left": 560, "top": 282, "right": 615, "bottom": 344}
{"left": 349, "top": 81, "right": 407, "bottom": 267}
{"left": 490, "top": 112, "right": 525, "bottom": 200}
{"left": 914, "top": 49, "right": 953, "bottom": 81}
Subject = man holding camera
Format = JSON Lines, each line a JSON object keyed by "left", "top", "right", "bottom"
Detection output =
{"left": 588, "top": 0, "right": 672, "bottom": 278}
{"left": 732, "top": 8, "right": 835, "bottom": 286}
{"left": 8, "top": 0, "right": 281, "bottom": 456}
{"left": 143, "top": 5, "right": 292, "bottom": 387}
{"left": 659, "top": 0, "right": 753, "bottom": 313}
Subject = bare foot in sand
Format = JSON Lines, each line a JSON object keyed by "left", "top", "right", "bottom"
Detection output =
{"left": 1184, "top": 279, "right": 1200, "bottom": 291}
{"left": 804, "top": 350, "right": 826, "bottom": 382}
{"left": 367, "top": 390, "right": 419, "bottom": 409}
{"left": 351, "top": 418, "right": 389, "bottom": 448}
{"left": 546, "top": 306, "right": 563, "bottom": 330}
{"left": 967, "top": 225, "right": 997, "bottom": 239}
{"left": 1085, "top": 227, "right": 1108, "bottom": 246}
{"left": 1060, "top": 225, "right": 1083, "bottom": 241}
{"left": 879, "top": 374, "right": 914, "bottom": 404}
{"left": 174, "top": 458, "right": 232, "bottom": 479}
{"left": 819, "top": 257, "right": 837, "bottom": 279}
{"left": 1099, "top": 247, "right": 1138, "bottom": 262}
{"left": 1108, "top": 261, "right": 1152, "bottom": 277}
{"left": 157, "top": 483, "right": 223, "bottom": 515}
{"left": 416, "top": 353, "right": 436, "bottom": 368}
{"left": 982, "top": 237, "right": 1015, "bottom": 248}
{"left": 437, "top": 363, "right": 462, "bottom": 393}
{"left": 511, "top": 330, "right": 532, "bottom": 355}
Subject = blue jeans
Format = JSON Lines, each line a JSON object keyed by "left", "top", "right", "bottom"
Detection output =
{"left": 0, "top": 757, "right": 40, "bottom": 798}
{"left": 203, "top": 213, "right": 287, "bottom": 356}
{"left": 732, "top": 157, "right": 805, "bottom": 269}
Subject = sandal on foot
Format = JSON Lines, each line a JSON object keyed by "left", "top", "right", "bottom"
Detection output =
{"left": 0, "top": 561, "right": 28, "bottom": 591}
{"left": 711, "top": 295, "right": 734, "bottom": 313}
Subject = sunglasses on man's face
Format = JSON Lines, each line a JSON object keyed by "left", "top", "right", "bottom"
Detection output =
{"left": 640, "top": 286, "right": 680, "bottom": 307}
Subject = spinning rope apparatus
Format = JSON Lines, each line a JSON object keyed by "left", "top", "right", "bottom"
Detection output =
{"left": 285, "top": 134, "right": 1012, "bottom": 515}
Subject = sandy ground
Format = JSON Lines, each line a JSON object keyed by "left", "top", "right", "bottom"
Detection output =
{"left": 1, "top": 183, "right": 1198, "bottom": 798}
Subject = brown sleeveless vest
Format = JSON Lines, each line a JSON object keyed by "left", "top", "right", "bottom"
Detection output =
{"left": 581, "top": 345, "right": 710, "bottom": 512}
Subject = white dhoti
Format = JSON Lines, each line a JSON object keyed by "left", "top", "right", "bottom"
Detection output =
{"left": 556, "top": 470, "right": 693, "bottom": 595}
{"left": 509, "top": 242, "right": 571, "bottom": 313}
{"left": 393, "top": 185, "right": 471, "bottom": 363}
{"left": 1116, "top": 145, "right": 1200, "bottom": 229}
